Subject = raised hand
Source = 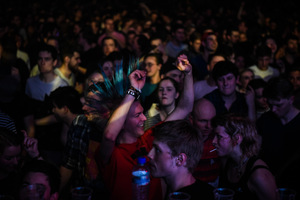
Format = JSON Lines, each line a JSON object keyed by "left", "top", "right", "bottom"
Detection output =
{"left": 129, "top": 70, "right": 147, "bottom": 91}
{"left": 176, "top": 54, "right": 192, "bottom": 74}
{"left": 22, "top": 130, "right": 40, "bottom": 159}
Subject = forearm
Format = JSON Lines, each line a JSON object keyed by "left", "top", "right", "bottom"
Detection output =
{"left": 77, "top": 66, "right": 87, "bottom": 75}
{"left": 103, "top": 94, "right": 135, "bottom": 142}
{"left": 35, "top": 114, "right": 57, "bottom": 126}
{"left": 100, "top": 94, "right": 135, "bottom": 164}
{"left": 24, "top": 115, "right": 35, "bottom": 138}
{"left": 179, "top": 71, "right": 194, "bottom": 112}
{"left": 166, "top": 71, "right": 194, "bottom": 121}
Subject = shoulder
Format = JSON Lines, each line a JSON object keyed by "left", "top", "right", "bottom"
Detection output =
{"left": 54, "top": 75, "right": 68, "bottom": 85}
{"left": 247, "top": 159, "right": 273, "bottom": 186}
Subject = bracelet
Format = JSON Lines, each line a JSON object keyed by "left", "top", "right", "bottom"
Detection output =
{"left": 130, "top": 86, "right": 141, "bottom": 93}
{"left": 127, "top": 88, "right": 141, "bottom": 100}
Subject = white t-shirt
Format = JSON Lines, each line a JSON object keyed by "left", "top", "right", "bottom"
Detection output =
{"left": 25, "top": 75, "right": 68, "bottom": 101}
{"left": 249, "top": 65, "right": 280, "bottom": 82}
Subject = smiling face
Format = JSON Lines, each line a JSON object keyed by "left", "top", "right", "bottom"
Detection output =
{"left": 123, "top": 101, "right": 147, "bottom": 138}
{"left": 158, "top": 79, "right": 179, "bottom": 107}
{"left": 212, "top": 126, "right": 234, "bottom": 157}
{"left": 204, "top": 34, "right": 218, "bottom": 53}
{"left": 148, "top": 140, "right": 177, "bottom": 178}
{"left": 216, "top": 73, "right": 237, "bottom": 97}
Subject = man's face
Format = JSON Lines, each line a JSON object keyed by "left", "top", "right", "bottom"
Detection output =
{"left": 193, "top": 105, "right": 216, "bottom": 137}
{"left": 254, "top": 88, "right": 269, "bottom": 110}
{"left": 69, "top": 52, "right": 81, "bottom": 69}
{"left": 38, "top": 51, "right": 56, "bottom": 74}
{"left": 229, "top": 31, "right": 240, "bottom": 44}
{"left": 0, "top": 145, "right": 21, "bottom": 173}
{"left": 204, "top": 35, "right": 218, "bottom": 52}
{"left": 82, "top": 91, "right": 103, "bottom": 121}
{"left": 52, "top": 103, "right": 65, "bottom": 122}
{"left": 268, "top": 97, "right": 293, "bottom": 118}
{"left": 148, "top": 140, "right": 177, "bottom": 178}
{"left": 20, "top": 172, "right": 53, "bottom": 200}
{"left": 144, "top": 56, "right": 161, "bottom": 78}
{"left": 105, "top": 19, "right": 114, "bottom": 33}
{"left": 239, "top": 71, "right": 254, "bottom": 89}
{"left": 103, "top": 38, "right": 117, "bottom": 56}
{"left": 191, "top": 39, "right": 201, "bottom": 53}
{"left": 123, "top": 101, "right": 146, "bottom": 138}
{"left": 174, "top": 28, "right": 186, "bottom": 43}
{"left": 257, "top": 56, "right": 271, "bottom": 70}
{"left": 288, "top": 70, "right": 300, "bottom": 90}
{"left": 216, "top": 73, "right": 237, "bottom": 97}
{"left": 287, "top": 39, "right": 298, "bottom": 53}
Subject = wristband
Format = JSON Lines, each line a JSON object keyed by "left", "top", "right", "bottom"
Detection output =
{"left": 127, "top": 88, "right": 140, "bottom": 100}
{"left": 130, "top": 86, "right": 142, "bottom": 93}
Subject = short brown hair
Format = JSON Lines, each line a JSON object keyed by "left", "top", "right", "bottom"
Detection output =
{"left": 152, "top": 120, "right": 203, "bottom": 173}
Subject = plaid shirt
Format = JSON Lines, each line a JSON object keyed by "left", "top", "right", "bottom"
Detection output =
{"left": 62, "top": 115, "right": 91, "bottom": 179}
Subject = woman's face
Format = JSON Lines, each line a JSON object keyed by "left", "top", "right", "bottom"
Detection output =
{"left": 158, "top": 79, "right": 179, "bottom": 107}
{"left": 102, "top": 61, "right": 114, "bottom": 80}
{"left": 212, "top": 126, "right": 234, "bottom": 157}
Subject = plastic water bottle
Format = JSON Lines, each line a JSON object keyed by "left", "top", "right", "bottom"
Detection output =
{"left": 132, "top": 156, "right": 150, "bottom": 200}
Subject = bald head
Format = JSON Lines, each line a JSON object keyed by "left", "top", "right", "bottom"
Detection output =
{"left": 192, "top": 98, "right": 216, "bottom": 137}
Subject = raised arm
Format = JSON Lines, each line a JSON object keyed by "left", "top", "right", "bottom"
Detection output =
{"left": 166, "top": 54, "right": 194, "bottom": 121}
{"left": 99, "top": 70, "right": 146, "bottom": 165}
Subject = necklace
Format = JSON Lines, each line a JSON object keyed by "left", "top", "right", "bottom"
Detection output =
{"left": 233, "top": 157, "right": 249, "bottom": 177}
{"left": 167, "top": 106, "right": 175, "bottom": 115}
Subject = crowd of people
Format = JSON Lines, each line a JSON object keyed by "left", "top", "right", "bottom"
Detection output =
{"left": 1, "top": 0, "right": 300, "bottom": 199}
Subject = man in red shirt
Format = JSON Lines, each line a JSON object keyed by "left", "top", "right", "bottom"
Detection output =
{"left": 98, "top": 54, "right": 193, "bottom": 200}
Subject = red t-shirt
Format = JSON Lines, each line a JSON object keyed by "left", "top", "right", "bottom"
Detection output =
{"left": 99, "top": 128, "right": 163, "bottom": 200}
{"left": 193, "top": 134, "right": 220, "bottom": 183}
